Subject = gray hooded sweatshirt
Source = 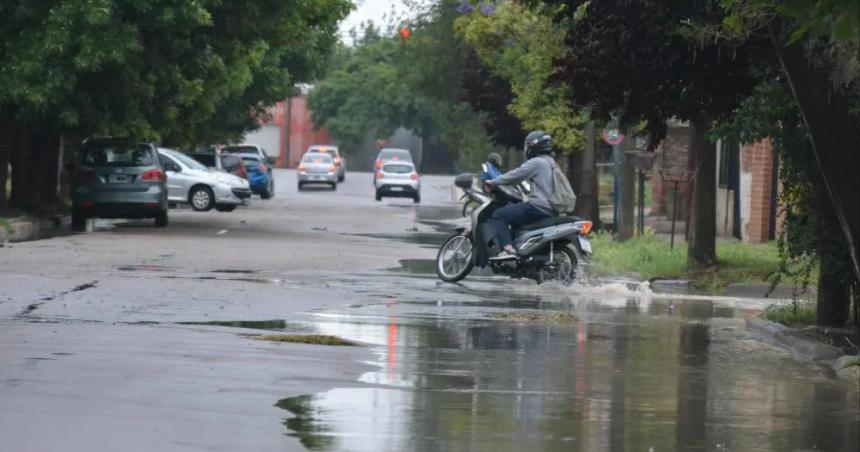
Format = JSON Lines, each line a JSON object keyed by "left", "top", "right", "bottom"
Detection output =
{"left": 490, "top": 155, "right": 555, "bottom": 215}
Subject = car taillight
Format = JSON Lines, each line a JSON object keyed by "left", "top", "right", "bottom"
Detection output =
{"left": 298, "top": 163, "right": 306, "bottom": 171}
{"left": 410, "top": 172, "right": 418, "bottom": 180}
{"left": 141, "top": 169, "right": 165, "bottom": 182}
{"left": 258, "top": 163, "right": 267, "bottom": 173}
{"left": 334, "top": 157, "right": 342, "bottom": 166}
{"left": 237, "top": 166, "right": 247, "bottom": 178}
{"left": 376, "top": 171, "right": 384, "bottom": 179}
{"left": 375, "top": 160, "right": 383, "bottom": 169}
{"left": 329, "top": 164, "right": 336, "bottom": 172}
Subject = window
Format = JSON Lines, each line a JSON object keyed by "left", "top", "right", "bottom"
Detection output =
{"left": 82, "top": 145, "right": 153, "bottom": 167}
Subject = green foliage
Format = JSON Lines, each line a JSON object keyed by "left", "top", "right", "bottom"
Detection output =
{"left": 455, "top": 2, "right": 586, "bottom": 152}
{"left": 760, "top": 301, "right": 816, "bottom": 327}
{"left": 713, "top": 80, "right": 856, "bottom": 298}
{"left": 590, "top": 233, "right": 797, "bottom": 293}
{"left": 307, "top": 2, "right": 504, "bottom": 168}
{"left": 0, "top": 0, "right": 352, "bottom": 146}
{"left": 720, "top": 0, "right": 860, "bottom": 43}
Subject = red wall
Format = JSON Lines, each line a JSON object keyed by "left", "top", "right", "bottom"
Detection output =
{"left": 285, "top": 97, "right": 334, "bottom": 168}
{"left": 258, "top": 97, "right": 334, "bottom": 168}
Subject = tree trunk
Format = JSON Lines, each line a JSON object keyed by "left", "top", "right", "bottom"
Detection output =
{"left": 36, "top": 127, "right": 61, "bottom": 208}
{"left": 0, "top": 119, "right": 11, "bottom": 211}
{"left": 613, "top": 139, "right": 635, "bottom": 241}
{"left": 817, "top": 257, "right": 850, "bottom": 327}
{"left": 9, "top": 123, "right": 44, "bottom": 211}
{"left": 773, "top": 30, "right": 860, "bottom": 283}
{"left": 570, "top": 121, "right": 600, "bottom": 225}
{"left": 687, "top": 114, "right": 717, "bottom": 267}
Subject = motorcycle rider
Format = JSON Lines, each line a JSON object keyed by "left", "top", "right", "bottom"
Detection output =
{"left": 485, "top": 131, "right": 556, "bottom": 261}
{"left": 480, "top": 152, "right": 503, "bottom": 181}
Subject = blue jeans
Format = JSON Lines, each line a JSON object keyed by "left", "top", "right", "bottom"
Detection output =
{"left": 489, "top": 202, "right": 551, "bottom": 249}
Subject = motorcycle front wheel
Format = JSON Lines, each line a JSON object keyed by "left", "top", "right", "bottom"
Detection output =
{"left": 436, "top": 234, "right": 474, "bottom": 283}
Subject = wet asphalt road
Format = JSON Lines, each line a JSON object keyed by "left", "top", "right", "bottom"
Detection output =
{"left": 1, "top": 170, "right": 858, "bottom": 452}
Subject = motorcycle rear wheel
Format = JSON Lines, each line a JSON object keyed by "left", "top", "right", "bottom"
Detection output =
{"left": 538, "top": 246, "right": 578, "bottom": 285}
{"left": 436, "top": 234, "right": 474, "bottom": 283}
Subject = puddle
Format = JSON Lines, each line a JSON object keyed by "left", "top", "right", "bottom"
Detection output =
{"left": 256, "top": 334, "right": 358, "bottom": 346}
{"left": 159, "top": 275, "right": 279, "bottom": 284}
{"left": 116, "top": 265, "right": 173, "bottom": 272}
{"left": 350, "top": 232, "right": 448, "bottom": 247}
{"left": 176, "top": 319, "right": 307, "bottom": 331}
{"left": 211, "top": 269, "right": 258, "bottom": 274}
{"left": 273, "top": 294, "right": 860, "bottom": 451}
{"left": 390, "top": 259, "right": 436, "bottom": 275}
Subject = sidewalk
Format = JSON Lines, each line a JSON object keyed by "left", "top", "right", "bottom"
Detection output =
{"left": 0, "top": 215, "right": 69, "bottom": 243}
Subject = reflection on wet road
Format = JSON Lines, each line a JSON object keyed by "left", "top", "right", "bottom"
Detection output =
{"left": 266, "top": 281, "right": 859, "bottom": 451}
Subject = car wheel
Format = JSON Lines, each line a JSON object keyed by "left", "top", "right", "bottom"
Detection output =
{"left": 261, "top": 180, "right": 273, "bottom": 199}
{"left": 297, "top": 182, "right": 304, "bottom": 192}
{"left": 331, "top": 182, "right": 338, "bottom": 190}
{"left": 154, "top": 210, "right": 168, "bottom": 227}
{"left": 338, "top": 174, "right": 345, "bottom": 182}
{"left": 71, "top": 210, "right": 87, "bottom": 231}
{"left": 413, "top": 194, "right": 421, "bottom": 204}
{"left": 215, "top": 204, "right": 237, "bottom": 212}
{"left": 190, "top": 186, "right": 214, "bottom": 211}
{"left": 375, "top": 191, "right": 382, "bottom": 201}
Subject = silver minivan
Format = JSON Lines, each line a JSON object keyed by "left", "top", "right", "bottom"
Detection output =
{"left": 158, "top": 148, "right": 251, "bottom": 212}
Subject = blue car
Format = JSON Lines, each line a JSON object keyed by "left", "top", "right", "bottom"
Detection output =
{"left": 237, "top": 153, "right": 274, "bottom": 199}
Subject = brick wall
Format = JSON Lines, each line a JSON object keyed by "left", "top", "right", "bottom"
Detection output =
{"left": 740, "top": 139, "right": 775, "bottom": 243}
{"left": 285, "top": 97, "right": 335, "bottom": 168}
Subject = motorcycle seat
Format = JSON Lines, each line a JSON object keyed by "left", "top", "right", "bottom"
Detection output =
{"left": 515, "top": 216, "right": 583, "bottom": 233}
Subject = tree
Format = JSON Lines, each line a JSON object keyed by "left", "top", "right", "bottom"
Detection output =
{"left": 718, "top": 0, "right": 860, "bottom": 282}
{"left": 546, "top": 0, "right": 768, "bottom": 267}
{"left": 308, "top": 3, "right": 505, "bottom": 171}
{"left": 455, "top": 2, "right": 599, "bottom": 221}
{"left": 0, "top": 0, "right": 351, "bottom": 211}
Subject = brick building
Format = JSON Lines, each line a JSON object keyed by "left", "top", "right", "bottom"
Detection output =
{"left": 242, "top": 95, "right": 335, "bottom": 169}
{"left": 650, "top": 122, "right": 779, "bottom": 244}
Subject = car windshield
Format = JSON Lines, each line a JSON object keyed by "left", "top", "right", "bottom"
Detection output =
{"left": 162, "top": 150, "right": 208, "bottom": 170}
{"left": 303, "top": 154, "right": 332, "bottom": 164}
{"left": 378, "top": 150, "right": 410, "bottom": 161}
{"left": 224, "top": 146, "right": 260, "bottom": 155}
{"left": 383, "top": 164, "right": 413, "bottom": 174}
{"left": 81, "top": 144, "right": 154, "bottom": 167}
{"left": 241, "top": 155, "right": 262, "bottom": 169}
{"left": 221, "top": 154, "right": 241, "bottom": 171}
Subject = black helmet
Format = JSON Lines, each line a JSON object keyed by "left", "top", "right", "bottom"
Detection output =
{"left": 487, "top": 152, "right": 503, "bottom": 168}
{"left": 523, "top": 130, "right": 553, "bottom": 160}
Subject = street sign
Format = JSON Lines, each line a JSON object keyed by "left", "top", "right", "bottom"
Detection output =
{"left": 602, "top": 128, "right": 624, "bottom": 145}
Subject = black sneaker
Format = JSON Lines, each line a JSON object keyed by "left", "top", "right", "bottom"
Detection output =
{"left": 489, "top": 250, "right": 517, "bottom": 261}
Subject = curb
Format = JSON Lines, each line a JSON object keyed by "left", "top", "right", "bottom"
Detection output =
{"left": 0, "top": 216, "right": 69, "bottom": 243}
{"left": 746, "top": 318, "right": 859, "bottom": 380}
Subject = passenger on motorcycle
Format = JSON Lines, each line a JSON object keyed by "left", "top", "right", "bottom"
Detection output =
{"left": 485, "top": 131, "right": 557, "bottom": 261}
{"left": 480, "top": 152, "right": 503, "bottom": 181}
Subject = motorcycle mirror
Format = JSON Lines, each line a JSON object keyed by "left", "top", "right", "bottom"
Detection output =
{"left": 454, "top": 173, "right": 473, "bottom": 190}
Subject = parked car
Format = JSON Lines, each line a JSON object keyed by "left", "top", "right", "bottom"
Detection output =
{"left": 297, "top": 153, "right": 338, "bottom": 190}
{"left": 373, "top": 148, "right": 413, "bottom": 171}
{"left": 72, "top": 140, "right": 168, "bottom": 230}
{"left": 375, "top": 160, "right": 420, "bottom": 203}
{"left": 157, "top": 148, "right": 251, "bottom": 212}
{"left": 223, "top": 144, "right": 275, "bottom": 198}
{"left": 188, "top": 148, "right": 248, "bottom": 180}
{"left": 236, "top": 153, "right": 275, "bottom": 199}
{"left": 306, "top": 145, "right": 346, "bottom": 182}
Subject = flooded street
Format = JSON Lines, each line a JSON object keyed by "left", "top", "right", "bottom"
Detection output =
{"left": 233, "top": 276, "right": 860, "bottom": 451}
{"left": 1, "top": 170, "right": 857, "bottom": 451}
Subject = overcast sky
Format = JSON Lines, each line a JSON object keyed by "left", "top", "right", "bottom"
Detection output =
{"left": 339, "top": 0, "right": 412, "bottom": 43}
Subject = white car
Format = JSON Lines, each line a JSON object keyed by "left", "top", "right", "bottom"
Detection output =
{"left": 375, "top": 160, "right": 420, "bottom": 203}
{"left": 157, "top": 148, "right": 251, "bottom": 212}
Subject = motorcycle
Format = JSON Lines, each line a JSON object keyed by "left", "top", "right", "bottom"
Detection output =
{"left": 437, "top": 173, "right": 593, "bottom": 285}
{"left": 459, "top": 182, "right": 491, "bottom": 217}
